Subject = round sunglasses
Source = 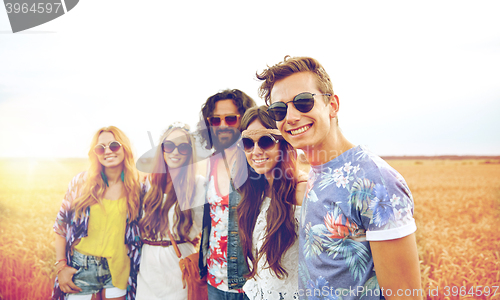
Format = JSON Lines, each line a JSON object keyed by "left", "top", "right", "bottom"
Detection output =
{"left": 207, "top": 114, "right": 240, "bottom": 127}
{"left": 94, "top": 141, "right": 122, "bottom": 155}
{"left": 162, "top": 141, "right": 192, "bottom": 155}
{"left": 241, "top": 135, "right": 279, "bottom": 153}
{"left": 267, "top": 92, "right": 331, "bottom": 122}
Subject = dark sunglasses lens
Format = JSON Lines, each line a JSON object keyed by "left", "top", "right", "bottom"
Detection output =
{"left": 109, "top": 141, "right": 121, "bottom": 152}
{"left": 94, "top": 145, "right": 105, "bottom": 155}
{"left": 293, "top": 94, "right": 315, "bottom": 113}
{"left": 258, "top": 136, "right": 275, "bottom": 150}
{"left": 209, "top": 117, "right": 221, "bottom": 126}
{"left": 162, "top": 141, "right": 175, "bottom": 153}
{"left": 225, "top": 115, "right": 238, "bottom": 126}
{"left": 242, "top": 138, "right": 254, "bottom": 152}
{"left": 268, "top": 104, "right": 287, "bottom": 121}
{"left": 178, "top": 143, "right": 192, "bottom": 155}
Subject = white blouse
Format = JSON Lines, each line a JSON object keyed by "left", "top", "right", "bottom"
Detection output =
{"left": 243, "top": 197, "right": 300, "bottom": 300}
{"left": 136, "top": 175, "right": 205, "bottom": 300}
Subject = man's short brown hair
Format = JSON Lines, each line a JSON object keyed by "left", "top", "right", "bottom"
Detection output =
{"left": 256, "top": 56, "right": 334, "bottom": 105}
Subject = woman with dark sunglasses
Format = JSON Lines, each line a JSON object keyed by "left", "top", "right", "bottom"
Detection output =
{"left": 136, "top": 123, "right": 205, "bottom": 300}
{"left": 236, "top": 106, "right": 307, "bottom": 300}
{"left": 52, "top": 126, "right": 143, "bottom": 300}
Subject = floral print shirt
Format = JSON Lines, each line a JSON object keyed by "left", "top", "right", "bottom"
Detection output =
{"left": 298, "top": 146, "right": 416, "bottom": 300}
{"left": 206, "top": 160, "right": 244, "bottom": 293}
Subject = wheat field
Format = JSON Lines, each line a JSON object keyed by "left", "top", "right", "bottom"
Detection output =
{"left": 0, "top": 158, "right": 499, "bottom": 299}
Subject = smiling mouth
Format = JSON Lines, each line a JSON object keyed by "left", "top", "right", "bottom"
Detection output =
{"left": 217, "top": 129, "right": 233, "bottom": 135}
{"left": 289, "top": 125, "right": 311, "bottom": 136}
{"left": 253, "top": 158, "right": 268, "bottom": 164}
{"left": 104, "top": 156, "right": 116, "bottom": 161}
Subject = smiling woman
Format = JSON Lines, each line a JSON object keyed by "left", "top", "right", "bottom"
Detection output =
{"left": 52, "top": 126, "right": 144, "bottom": 300}
{"left": 137, "top": 123, "right": 206, "bottom": 300}
{"left": 237, "top": 106, "right": 308, "bottom": 300}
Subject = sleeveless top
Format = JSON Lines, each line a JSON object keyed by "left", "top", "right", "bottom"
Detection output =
{"left": 75, "top": 198, "right": 129, "bottom": 289}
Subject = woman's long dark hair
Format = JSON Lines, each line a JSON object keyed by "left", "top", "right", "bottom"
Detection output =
{"left": 139, "top": 127, "right": 196, "bottom": 242}
{"left": 237, "top": 106, "right": 298, "bottom": 279}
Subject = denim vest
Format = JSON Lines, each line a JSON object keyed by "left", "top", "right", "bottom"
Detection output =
{"left": 198, "top": 154, "right": 249, "bottom": 289}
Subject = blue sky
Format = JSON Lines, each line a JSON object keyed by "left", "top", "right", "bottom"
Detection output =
{"left": 1, "top": 1, "right": 499, "bottom": 158}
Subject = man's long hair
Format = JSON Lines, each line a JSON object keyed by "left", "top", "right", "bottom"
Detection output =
{"left": 72, "top": 126, "right": 141, "bottom": 222}
{"left": 139, "top": 127, "right": 197, "bottom": 242}
{"left": 236, "top": 106, "right": 299, "bottom": 279}
{"left": 197, "top": 89, "right": 256, "bottom": 151}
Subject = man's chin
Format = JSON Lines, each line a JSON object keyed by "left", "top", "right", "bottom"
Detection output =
{"left": 215, "top": 137, "right": 238, "bottom": 150}
{"left": 218, "top": 140, "right": 234, "bottom": 149}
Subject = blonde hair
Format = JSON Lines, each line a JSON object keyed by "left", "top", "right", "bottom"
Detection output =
{"left": 139, "top": 126, "right": 198, "bottom": 241}
{"left": 72, "top": 126, "right": 141, "bottom": 222}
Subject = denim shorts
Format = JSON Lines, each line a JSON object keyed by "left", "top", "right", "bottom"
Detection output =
{"left": 70, "top": 250, "right": 123, "bottom": 295}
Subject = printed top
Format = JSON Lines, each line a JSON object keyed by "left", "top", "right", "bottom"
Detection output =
{"left": 206, "top": 159, "right": 244, "bottom": 293}
{"left": 199, "top": 152, "right": 249, "bottom": 290}
{"left": 298, "top": 145, "right": 416, "bottom": 300}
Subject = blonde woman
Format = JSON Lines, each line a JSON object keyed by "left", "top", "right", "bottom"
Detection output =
{"left": 52, "top": 126, "right": 144, "bottom": 300}
{"left": 136, "top": 123, "right": 205, "bottom": 300}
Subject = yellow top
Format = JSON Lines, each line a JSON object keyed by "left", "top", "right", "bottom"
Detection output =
{"left": 74, "top": 198, "right": 129, "bottom": 290}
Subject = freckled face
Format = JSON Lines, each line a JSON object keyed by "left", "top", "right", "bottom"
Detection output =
{"left": 163, "top": 129, "right": 191, "bottom": 169}
{"left": 270, "top": 72, "right": 337, "bottom": 151}
{"left": 244, "top": 120, "right": 280, "bottom": 179}
{"left": 95, "top": 132, "right": 125, "bottom": 169}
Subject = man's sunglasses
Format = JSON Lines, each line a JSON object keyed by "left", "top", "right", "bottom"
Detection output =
{"left": 162, "top": 141, "right": 192, "bottom": 155}
{"left": 241, "top": 135, "right": 279, "bottom": 153}
{"left": 267, "top": 92, "right": 331, "bottom": 122}
{"left": 94, "top": 141, "right": 122, "bottom": 155}
{"left": 207, "top": 114, "right": 240, "bottom": 127}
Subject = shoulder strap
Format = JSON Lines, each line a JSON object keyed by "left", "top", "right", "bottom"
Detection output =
{"left": 167, "top": 228, "right": 182, "bottom": 258}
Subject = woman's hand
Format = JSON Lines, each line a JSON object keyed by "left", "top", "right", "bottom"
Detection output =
{"left": 58, "top": 265, "right": 82, "bottom": 293}
{"left": 55, "top": 235, "right": 82, "bottom": 293}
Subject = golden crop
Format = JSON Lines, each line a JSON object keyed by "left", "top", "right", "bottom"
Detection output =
{"left": 388, "top": 159, "right": 500, "bottom": 300}
{"left": 0, "top": 158, "right": 89, "bottom": 300}
{"left": 0, "top": 158, "right": 499, "bottom": 299}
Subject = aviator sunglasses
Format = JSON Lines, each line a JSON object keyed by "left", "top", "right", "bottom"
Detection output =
{"left": 207, "top": 114, "right": 240, "bottom": 127}
{"left": 162, "top": 141, "right": 192, "bottom": 155}
{"left": 94, "top": 141, "right": 122, "bottom": 155}
{"left": 267, "top": 92, "right": 331, "bottom": 122}
{"left": 241, "top": 135, "right": 279, "bottom": 153}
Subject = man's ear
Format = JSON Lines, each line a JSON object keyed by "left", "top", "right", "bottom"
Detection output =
{"left": 329, "top": 94, "right": 339, "bottom": 119}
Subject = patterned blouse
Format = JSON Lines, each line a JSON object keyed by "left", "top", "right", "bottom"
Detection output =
{"left": 52, "top": 171, "right": 144, "bottom": 300}
{"left": 206, "top": 157, "right": 244, "bottom": 293}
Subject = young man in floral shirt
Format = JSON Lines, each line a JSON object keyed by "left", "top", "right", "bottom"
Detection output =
{"left": 256, "top": 56, "right": 422, "bottom": 300}
{"left": 198, "top": 89, "right": 256, "bottom": 300}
